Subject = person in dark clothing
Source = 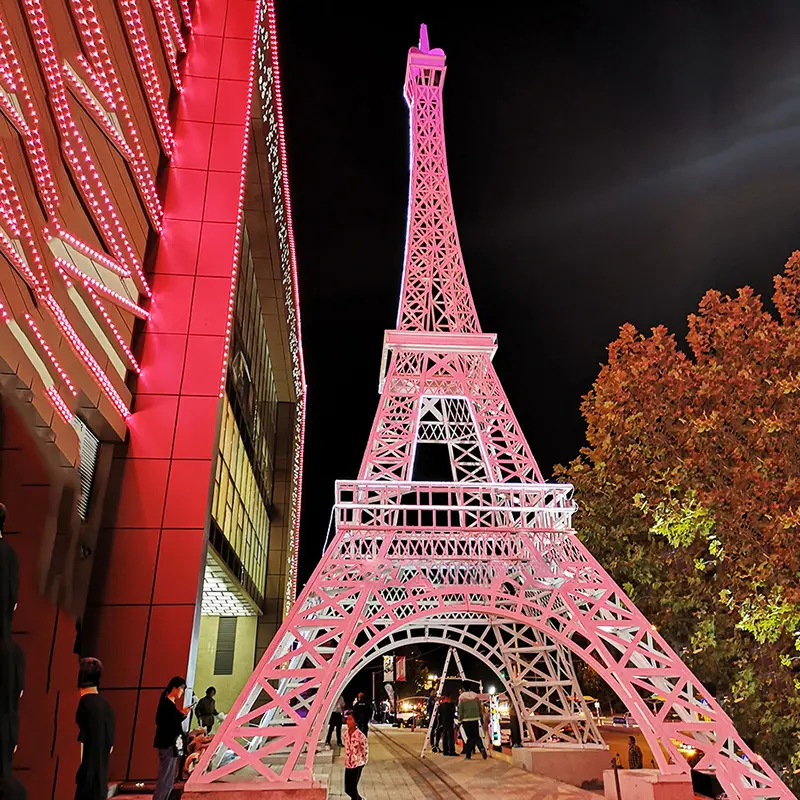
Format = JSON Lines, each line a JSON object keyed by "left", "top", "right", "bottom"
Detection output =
{"left": 425, "top": 690, "right": 436, "bottom": 726}
{"left": 0, "top": 504, "right": 19, "bottom": 638}
{"left": 429, "top": 703, "right": 441, "bottom": 752}
{"left": 195, "top": 687, "right": 217, "bottom": 734}
{"left": 75, "top": 658, "right": 114, "bottom": 800}
{"left": 437, "top": 694, "right": 457, "bottom": 756}
{"left": 0, "top": 774, "right": 26, "bottom": 800}
{"left": 628, "top": 736, "right": 644, "bottom": 770}
{"left": 508, "top": 703, "right": 522, "bottom": 747}
{"left": 153, "top": 677, "right": 189, "bottom": 800}
{"left": 0, "top": 636, "right": 23, "bottom": 781}
{"left": 326, "top": 694, "right": 345, "bottom": 747}
{"left": 352, "top": 693, "right": 371, "bottom": 736}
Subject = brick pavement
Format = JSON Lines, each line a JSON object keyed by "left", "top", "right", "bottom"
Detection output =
{"left": 326, "top": 726, "right": 603, "bottom": 800}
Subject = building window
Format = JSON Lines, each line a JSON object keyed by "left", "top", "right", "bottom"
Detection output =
{"left": 214, "top": 616, "right": 238, "bottom": 675}
{"left": 73, "top": 417, "right": 99, "bottom": 521}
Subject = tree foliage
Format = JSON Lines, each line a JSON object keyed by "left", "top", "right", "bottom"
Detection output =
{"left": 556, "top": 252, "right": 800, "bottom": 789}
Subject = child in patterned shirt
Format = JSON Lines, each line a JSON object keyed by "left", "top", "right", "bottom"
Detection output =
{"left": 343, "top": 712, "right": 369, "bottom": 800}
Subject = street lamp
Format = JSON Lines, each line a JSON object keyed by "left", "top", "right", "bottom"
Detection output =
{"left": 488, "top": 685, "right": 496, "bottom": 695}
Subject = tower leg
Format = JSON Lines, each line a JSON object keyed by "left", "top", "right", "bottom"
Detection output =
{"left": 493, "top": 621, "right": 604, "bottom": 747}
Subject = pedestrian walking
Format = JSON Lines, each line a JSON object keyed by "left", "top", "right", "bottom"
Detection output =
{"left": 74, "top": 658, "right": 114, "bottom": 800}
{"left": 153, "top": 677, "right": 190, "bottom": 800}
{"left": 352, "top": 692, "right": 371, "bottom": 736}
{"left": 343, "top": 713, "right": 369, "bottom": 800}
{"left": 195, "top": 687, "right": 218, "bottom": 734}
{"left": 326, "top": 694, "right": 345, "bottom": 746}
{"left": 425, "top": 689, "right": 436, "bottom": 726}
{"left": 437, "top": 694, "right": 457, "bottom": 756}
{"left": 628, "top": 735, "right": 643, "bottom": 770}
{"left": 457, "top": 688, "right": 487, "bottom": 760}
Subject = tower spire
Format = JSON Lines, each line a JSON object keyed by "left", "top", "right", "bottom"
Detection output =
{"left": 398, "top": 30, "right": 480, "bottom": 333}
{"left": 418, "top": 22, "right": 430, "bottom": 53}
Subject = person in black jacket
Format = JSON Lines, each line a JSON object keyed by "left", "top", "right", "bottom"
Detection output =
{"left": 437, "top": 694, "right": 457, "bottom": 756}
{"left": 351, "top": 693, "right": 371, "bottom": 736}
{"left": 194, "top": 687, "right": 217, "bottom": 734}
{"left": 153, "top": 677, "right": 188, "bottom": 800}
{"left": 75, "top": 657, "right": 114, "bottom": 800}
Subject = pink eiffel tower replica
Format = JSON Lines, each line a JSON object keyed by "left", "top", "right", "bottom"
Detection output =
{"left": 187, "top": 26, "right": 793, "bottom": 800}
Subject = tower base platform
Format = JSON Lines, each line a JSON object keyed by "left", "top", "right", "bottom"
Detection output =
{"left": 603, "top": 769, "right": 694, "bottom": 800}
{"left": 512, "top": 745, "right": 611, "bottom": 788}
{"left": 183, "top": 783, "right": 327, "bottom": 800}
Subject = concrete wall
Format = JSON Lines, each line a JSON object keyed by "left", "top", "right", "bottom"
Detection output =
{"left": 193, "top": 614, "right": 257, "bottom": 725}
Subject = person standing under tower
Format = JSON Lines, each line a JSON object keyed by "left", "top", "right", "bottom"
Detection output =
{"left": 326, "top": 694, "right": 345, "bottom": 747}
{"left": 628, "top": 735, "right": 644, "bottom": 770}
{"left": 352, "top": 692, "right": 371, "bottom": 736}
{"left": 437, "top": 693, "right": 457, "bottom": 756}
{"left": 343, "top": 712, "right": 368, "bottom": 800}
{"left": 457, "top": 687, "right": 487, "bottom": 760}
{"left": 195, "top": 687, "right": 217, "bottom": 734}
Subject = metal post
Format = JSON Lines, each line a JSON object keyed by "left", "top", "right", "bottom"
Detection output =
{"left": 612, "top": 754, "right": 622, "bottom": 800}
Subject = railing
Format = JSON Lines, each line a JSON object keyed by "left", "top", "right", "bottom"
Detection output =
{"left": 335, "top": 480, "right": 577, "bottom": 533}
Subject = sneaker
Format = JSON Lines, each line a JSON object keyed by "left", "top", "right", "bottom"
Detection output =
{"left": 464, "top": 755, "right": 471, "bottom": 760}
{"left": 481, "top": 750, "right": 488, "bottom": 760}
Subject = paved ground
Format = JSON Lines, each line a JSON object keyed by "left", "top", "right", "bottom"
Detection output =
{"left": 326, "top": 726, "right": 603, "bottom": 800}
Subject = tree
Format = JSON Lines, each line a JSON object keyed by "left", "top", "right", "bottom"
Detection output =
{"left": 556, "top": 252, "right": 800, "bottom": 790}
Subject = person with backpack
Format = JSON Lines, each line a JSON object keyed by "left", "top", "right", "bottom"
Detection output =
{"left": 457, "top": 687, "right": 487, "bottom": 760}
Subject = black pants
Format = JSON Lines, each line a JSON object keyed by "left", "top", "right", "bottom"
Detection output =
{"left": 356, "top": 719, "right": 369, "bottom": 736}
{"left": 326, "top": 712, "right": 342, "bottom": 746}
{"left": 509, "top": 715, "right": 522, "bottom": 747}
{"left": 462, "top": 720, "right": 485, "bottom": 757}
{"left": 344, "top": 766, "right": 363, "bottom": 800}
{"left": 442, "top": 723, "right": 455, "bottom": 755}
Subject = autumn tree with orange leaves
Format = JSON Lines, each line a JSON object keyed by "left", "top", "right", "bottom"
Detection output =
{"left": 557, "top": 252, "right": 800, "bottom": 787}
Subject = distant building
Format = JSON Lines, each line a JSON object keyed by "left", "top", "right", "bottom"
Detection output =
{"left": 0, "top": 0, "right": 304, "bottom": 794}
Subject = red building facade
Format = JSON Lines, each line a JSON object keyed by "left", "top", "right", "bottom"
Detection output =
{"left": 0, "top": 0, "right": 304, "bottom": 795}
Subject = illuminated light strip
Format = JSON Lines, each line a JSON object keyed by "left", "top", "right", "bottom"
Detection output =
{"left": 0, "top": 183, "right": 21, "bottom": 237}
{"left": 25, "top": 313, "right": 78, "bottom": 396}
{"left": 4, "top": 305, "right": 74, "bottom": 424}
{"left": 217, "top": 2, "right": 262, "bottom": 399}
{"left": 44, "top": 293, "right": 131, "bottom": 419}
{"left": 175, "top": 0, "right": 192, "bottom": 30}
{"left": 116, "top": 0, "right": 173, "bottom": 155}
{"left": 0, "top": 14, "right": 60, "bottom": 215}
{"left": 0, "top": 89, "right": 28, "bottom": 133}
{"left": 265, "top": 0, "right": 308, "bottom": 603}
{"left": 46, "top": 385, "right": 73, "bottom": 423}
{"left": 84, "top": 284, "right": 140, "bottom": 373}
{"left": 47, "top": 222, "right": 129, "bottom": 278}
{"left": 60, "top": 279, "right": 128, "bottom": 379}
{"left": 23, "top": 0, "right": 152, "bottom": 296}
{"left": 56, "top": 257, "right": 148, "bottom": 319}
{"left": 63, "top": 61, "right": 165, "bottom": 227}
{"left": 151, "top": 0, "right": 186, "bottom": 53}
{"left": 74, "top": 53, "right": 115, "bottom": 108}
{"left": 147, "top": 0, "right": 184, "bottom": 91}
{"left": 63, "top": 64, "right": 135, "bottom": 161}
{"left": 66, "top": 0, "right": 164, "bottom": 226}
{"left": 0, "top": 224, "right": 41, "bottom": 292}
{"left": 0, "top": 148, "right": 131, "bottom": 422}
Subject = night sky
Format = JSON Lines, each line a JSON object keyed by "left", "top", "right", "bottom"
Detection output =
{"left": 274, "top": 1, "right": 800, "bottom": 591}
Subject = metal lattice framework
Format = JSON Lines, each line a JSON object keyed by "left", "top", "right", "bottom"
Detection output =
{"left": 186, "top": 26, "right": 793, "bottom": 800}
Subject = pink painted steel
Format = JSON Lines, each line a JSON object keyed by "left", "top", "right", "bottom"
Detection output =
{"left": 187, "top": 26, "right": 793, "bottom": 800}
